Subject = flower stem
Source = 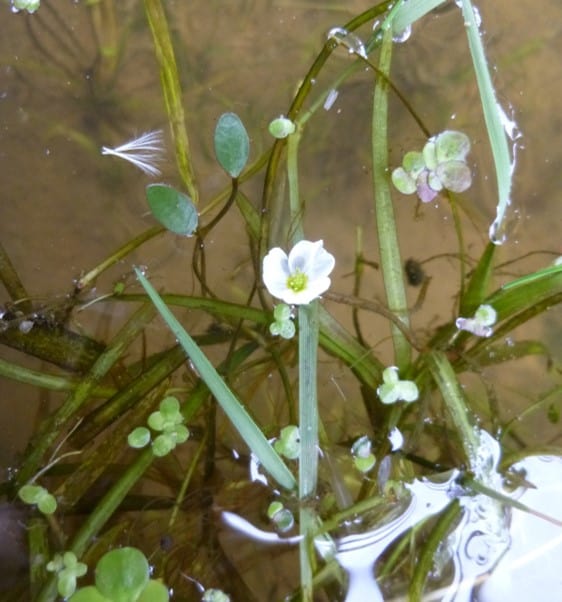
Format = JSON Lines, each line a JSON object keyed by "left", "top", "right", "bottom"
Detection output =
{"left": 298, "top": 299, "right": 320, "bottom": 600}
{"left": 287, "top": 127, "right": 305, "bottom": 246}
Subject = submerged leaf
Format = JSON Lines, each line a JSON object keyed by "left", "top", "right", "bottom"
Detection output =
{"left": 146, "top": 184, "right": 198, "bottom": 236}
{"left": 214, "top": 112, "right": 250, "bottom": 178}
{"left": 95, "top": 547, "right": 149, "bottom": 602}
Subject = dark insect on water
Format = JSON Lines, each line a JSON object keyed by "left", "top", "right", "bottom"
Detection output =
{"left": 404, "top": 258, "right": 425, "bottom": 286}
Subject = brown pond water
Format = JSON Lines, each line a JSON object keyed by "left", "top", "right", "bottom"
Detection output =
{"left": 0, "top": 1, "right": 561, "bottom": 600}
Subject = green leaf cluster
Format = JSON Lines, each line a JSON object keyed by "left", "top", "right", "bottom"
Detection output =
{"left": 127, "top": 396, "right": 189, "bottom": 457}
{"left": 18, "top": 483, "right": 57, "bottom": 515}
{"left": 392, "top": 130, "right": 472, "bottom": 203}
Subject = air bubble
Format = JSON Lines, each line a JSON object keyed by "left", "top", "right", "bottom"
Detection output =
{"left": 326, "top": 27, "right": 367, "bottom": 59}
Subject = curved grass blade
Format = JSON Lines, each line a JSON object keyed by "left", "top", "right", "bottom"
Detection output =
{"left": 461, "top": 0, "right": 515, "bottom": 244}
{"left": 135, "top": 268, "right": 297, "bottom": 491}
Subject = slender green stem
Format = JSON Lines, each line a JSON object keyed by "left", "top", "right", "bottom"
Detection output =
{"left": 0, "top": 357, "right": 115, "bottom": 397}
{"left": 371, "top": 26, "right": 411, "bottom": 369}
{"left": 144, "top": 0, "right": 198, "bottom": 203}
{"left": 76, "top": 225, "right": 164, "bottom": 291}
{"left": 298, "top": 300, "right": 320, "bottom": 601}
{"left": 287, "top": 128, "right": 305, "bottom": 246}
{"left": 29, "top": 517, "right": 49, "bottom": 600}
{"left": 0, "top": 240, "right": 30, "bottom": 309}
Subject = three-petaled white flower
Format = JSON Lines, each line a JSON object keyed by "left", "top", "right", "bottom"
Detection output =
{"left": 263, "top": 240, "right": 335, "bottom": 305}
{"left": 456, "top": 303, "right": 497, "bottom": 338}
{"left": 377, "top": 366, "right": 419, "bottom": 404}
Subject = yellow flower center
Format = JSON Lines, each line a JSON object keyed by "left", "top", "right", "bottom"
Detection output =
{"left": 286, "top": 270, "right": 308, "bottom": 292}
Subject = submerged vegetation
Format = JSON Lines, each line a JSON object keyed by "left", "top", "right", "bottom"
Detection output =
{"left": 1, "top": 0, "right": 562, "bottom": 601}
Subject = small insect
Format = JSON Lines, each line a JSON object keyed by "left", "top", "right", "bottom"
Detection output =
{"left": 404, "top": 258, "right": 425, "bottom": 287}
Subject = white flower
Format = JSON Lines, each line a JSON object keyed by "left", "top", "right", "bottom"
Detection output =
{"left": 101, "top": 130, "right": 165, "bottom": 177}
{"left": 377, "top": 366, "right": 419, "bottom": 404}
{"left": 456, "top": 303, "right": 497, "bottom": 338}
{"left": 262, "top": 240, "right": 335, "bottom": 305}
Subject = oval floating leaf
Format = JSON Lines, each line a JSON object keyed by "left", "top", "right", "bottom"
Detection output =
{"left": 146, "top": 184, "right": 198, "bottom": 236}
{"left": 436, "top": 160, "right": 472, "bottom": 193}
{"left": 137, "top": 580, "right": 170, "bottom": 602}
{"left": 391, "top": 167, "right": 416, "bottom": 195}
{"left": 95, "top": 547, "right": 149, "bottom": 602}
{"left": 435, "top": 130, "right": 471, "bottom": 162}
{"left": 214, "top": 112, "right": 249, "bottom": 178}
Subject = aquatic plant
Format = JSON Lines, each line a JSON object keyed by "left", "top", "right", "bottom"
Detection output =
{"left": 1, "top": 0, "right": 561, "bottom": 601}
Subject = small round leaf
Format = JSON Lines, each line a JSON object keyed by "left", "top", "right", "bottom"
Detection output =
{"left": 95, "top": 547, "right": 149, "bottom": 602}
{"left": 18, "top": 484, "right": 44, "bottom": 504}
{"left": 37, "top": 491, "right": 57, "bottom": 515}
{"left": 137, "top": 580, "right": 170, "bottom": 602}
{"left": 159, "top": 396, "right": 180, "bottom": 417}
{"left": 214, "top": 113, "right": 249, "bottom": 178}
{"left": 147, "top": 411, "right": 165, "bottom": 432}
{"left": 422, "top": 141, "right": 438, "bottom": 170}
{"left": 152, "top": 434, "right": 175, "bottom": 457}
{"left": 128, "top": 427, "right": 151, "bottom": 449}
{"left": 173, "top": 424, "right": 190, "bottom": 444}
{"left": 145, "top": 184, "right": 198, "bottom": 236}
{"left": 435, "top": 130, "right": 471, "bottom": 162}
{"left": 268, "top": 117, "right": 295, "bottom": 139}
{"left": 402, "top": 151, "right": 425, "bottom": 177}
{"left": 58, "top": 572, "right": 78, "bottom": 599}
{"left": 391, "top": 167, "right": 416, "bottom": 195}
{"left": 435, "top": 161, "right": 472, "bottom": 193}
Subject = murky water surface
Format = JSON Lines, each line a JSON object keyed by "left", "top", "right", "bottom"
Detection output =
{"left": 0, "top": 1, "right": 561, "bottom": 599}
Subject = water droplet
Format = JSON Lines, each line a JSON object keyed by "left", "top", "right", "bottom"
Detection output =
{"left": 326, "top": 27, "right": 367, "bottom": 59}
{"left": 393, "top": 24, "right": 411, "bottom": 43}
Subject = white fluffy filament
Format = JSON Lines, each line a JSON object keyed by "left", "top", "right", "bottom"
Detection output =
{"left": 101, "top": 130, "right": 165, "bottom": 177}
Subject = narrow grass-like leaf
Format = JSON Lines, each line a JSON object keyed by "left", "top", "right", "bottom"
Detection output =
{"left": 486, "top": 262, "right": 562, "bottom": 318}
{"left": 146, "top": 184, "right": 198, "bottom": 236}
{"left": 298, "top": 301, "right": 319, "bottom": 499}
{"left": 459, "top": 241, "right": 496, "bottom": 315}
{"left": 461, "top": 0, "right": 514, "bottom": 244}
{"left": 391, "top": 0, "right": 446, "bottom": 33}
{"left": 426, "top": 350, "right": 479, "bottom": 464}
{"left": 372, "top": 26, "right": 411, "bottom": 369}
{"left": 135, "top": 269, "right": 296, "bottom": 491}
{"left": 214, "top": 113, "right": 250, "bottom": 178}
{"left": 144, "top": 0, "right": 198, "bottom": 203}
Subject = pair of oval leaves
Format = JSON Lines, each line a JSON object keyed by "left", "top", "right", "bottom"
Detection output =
{"left": 146, "top": 112, "right": 249, "bottom": 236}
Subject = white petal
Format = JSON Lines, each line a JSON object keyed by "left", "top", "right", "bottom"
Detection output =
{"left": 304, "top": 276, "right": 331, "bottom": 299}
{"left": 307, "top": 245, "right": 335, "bottom": 280}
{"left": 287, "top": 240, "right": 322, "bottom": 273}
{"left": 277, "top": 287, "right": 315, "bottom": 305}
{"left": 263, "top": 248, "right": 290, "bottom": 298}
{"left": 388, "top": 427, "right": 404, "bottom": 451}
